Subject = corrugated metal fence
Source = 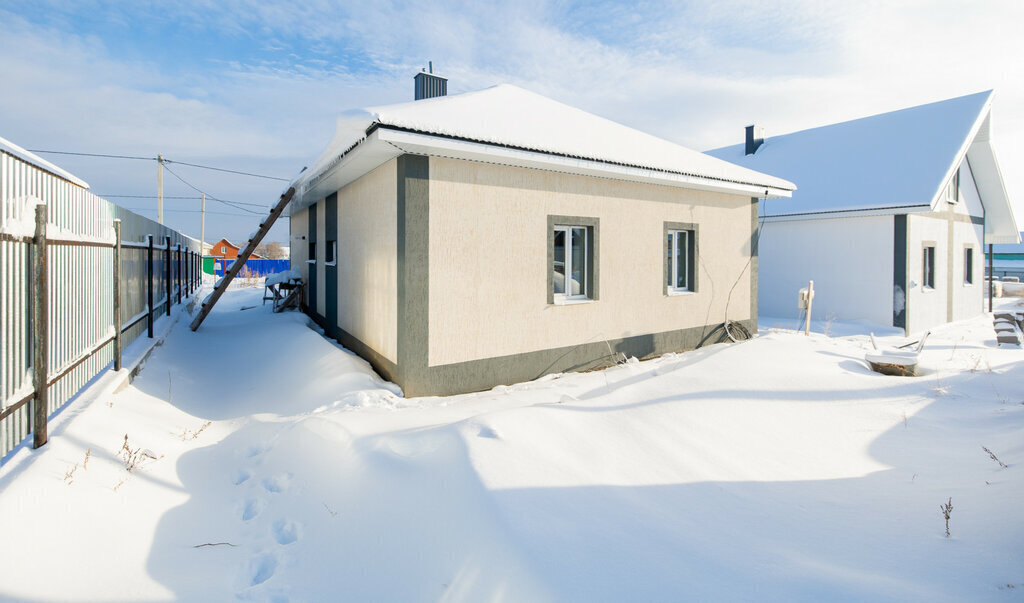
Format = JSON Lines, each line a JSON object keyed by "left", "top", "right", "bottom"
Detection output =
{"left": 1, "top": 148, "right": 202, "bottom": 461}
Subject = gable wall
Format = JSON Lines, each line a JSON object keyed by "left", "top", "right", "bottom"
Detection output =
{"left": 904, "top": 160, "right": 985, "bottom": 334}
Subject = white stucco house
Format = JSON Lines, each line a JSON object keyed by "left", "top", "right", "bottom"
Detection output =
{"left": 708, "top": 91, "right": 1020, "bottom": 335}
{"left": 289, "top": 77, "right": 794, "bottom": 395}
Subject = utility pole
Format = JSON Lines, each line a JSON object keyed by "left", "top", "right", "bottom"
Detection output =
{"left": 200, "top": 193, "right": 206, "bottom": 257}
{"left": 157, "top": 153, "right": 165, "bottom": 224}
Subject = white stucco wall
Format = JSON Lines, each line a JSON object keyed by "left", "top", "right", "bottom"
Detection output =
{"left": 950, "top": 160, "right": 985, "bottom": 323}
{"left": 757, "top": 215, "right": 895, "bottom": 325}
{"left": 906, "top": 214, "right": 948, "bottom": 334}
{"left": 334, "top": 161, "right": 398, "bottom": 363}
{"left": 427, "top": 157, "right": 755, "bottom": 366}
{"left": 290, "top": 206, "right": 309, "bottom": 286}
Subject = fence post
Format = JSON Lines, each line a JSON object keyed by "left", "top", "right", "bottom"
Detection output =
{"left": 113, "top": 220, "right": 122, "bottom": 371}
{"left": 165, "top": 236, "right": 171, "bottom": 316}
{"left": 32, "top": 204, "right": 48, "bottom": 449}
{"left": 147, "top": 234, "right": 154, "bottom": 338}
{"left": 176, "top": 244, "right": 182, "bottom": 305}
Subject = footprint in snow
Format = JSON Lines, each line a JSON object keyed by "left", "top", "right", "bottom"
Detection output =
{"left": 272, "top": 519, "right": 301, "bottom": 545}
{"left": 248, "top": 552, "right": 277, "bottom": 586}
{"left": 241, "top": 498, "right": 265, "bottom": 522}
{"left": 262, "top": 473, "right": 291, "bottom": 494}
{"left": 244, "top": 444, "right": 270, "bottom": 460}
{"left": 233, "top": 469, "right": 252, "bottom": 485}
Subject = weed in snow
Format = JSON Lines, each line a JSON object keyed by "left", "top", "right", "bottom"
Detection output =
{"left": 982, "top": 445, "right": 1008, "bottom": 468}
{"left": 119, "top": 434, "right": 159, "bottom": 472}
{"left": 180, "top": 421, "right": 212, "bottom": 441}
{"left": 941, "top": 497, "right": 954, "bottom": 538}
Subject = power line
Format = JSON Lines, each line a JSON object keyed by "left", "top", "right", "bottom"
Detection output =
{"left": 100, "top": 195, "right": 201, "bottom": 199}
{"left": 27, "top": 149, "right": 154, "bottom": 161}
{"left": 162, "top": 164, "right": 266, "bottom": 215}
{"left": 27, "top": 149, "right": 290, "bottom": 181}
{"left": 163, "top": 159, "right": 289, "bottom": 181}
{"left": 125, "top": 207, "right": 263, "bottom": 217}
{"left": 103, "top": 193, "right": 267, "bottom": 208}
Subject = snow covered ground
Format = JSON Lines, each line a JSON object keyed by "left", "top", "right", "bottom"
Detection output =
{"left": 0, "top": 287, "right": 1022, "bottom": 602}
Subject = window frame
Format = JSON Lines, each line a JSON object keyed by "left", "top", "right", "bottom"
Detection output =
{"left": 963, "top": 245, "right": 974, "bottom": 285}
{"left": 945, "top": 169, "right": 960, "bottom": 204}
{"left": 664, "top": 222, "right": 698, "bottom": 295}
{"left": 547, "top": 215, "right": 599, "bottom": 304}
{"left": 325, "top": 239, "right": 337, "bottom": 267}
{"left": 922, "top": 242, "right": 936, "bottom": 290}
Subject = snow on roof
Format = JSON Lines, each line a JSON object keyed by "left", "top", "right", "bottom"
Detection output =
{"left": 0, "top": 135, "right": 89, "bottom": 189}
{"left": 706, "top": 90, "right": 1019, "bottom": 244}
{"left": 292, "top": 85, "right": 794, "bottom": 209}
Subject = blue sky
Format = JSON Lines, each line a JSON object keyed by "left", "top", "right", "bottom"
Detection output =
{"left": 1, "top": 1, "right": 1022, "bottom": 244}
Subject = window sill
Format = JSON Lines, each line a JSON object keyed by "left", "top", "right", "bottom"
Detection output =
{"left": 324, "top": 261, "right": 337, "bottom": 267}
{"left": 922, "top": 286, "right": 936, "bottom": 293}
{"left": 305, "top": 259, "right": 316, "bottom": 264}
{"left": 553, "top": 297, "right": 594, "bottom": 306}
{"left": 666, "top": 289, "right": 694, "bottom": 297}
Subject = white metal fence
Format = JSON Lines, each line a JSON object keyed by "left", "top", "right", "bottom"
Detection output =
{"left": 1, "top": 147, "right": 202, "bottom": 460}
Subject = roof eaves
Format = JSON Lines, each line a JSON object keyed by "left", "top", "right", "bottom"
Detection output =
{"left": 373, "top": 123, "right": 794, "bottom": 193}
{"left": 764, "top": 204, "right": 933, "bottom": 221}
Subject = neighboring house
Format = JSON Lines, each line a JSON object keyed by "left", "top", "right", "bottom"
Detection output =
{"left": 208, "top": 238, "right": 263, "bottom": 260}
{"left": 708, "top": 91, "right": 1020, "bottom": 335}
{"left": 989, "top": 231, "right": 1024, "bottom": 280}
{"left": 288, "top": 76, "right": 794, "bottom": 396}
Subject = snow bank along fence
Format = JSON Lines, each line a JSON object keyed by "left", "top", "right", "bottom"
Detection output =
{"left": 1, "top": 150, "right": 202, "bottom": 460}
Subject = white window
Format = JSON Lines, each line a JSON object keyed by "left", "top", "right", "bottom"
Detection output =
{"left": 553, "top": 226, "right": 589, "bottom": 300}
{"left": 945, "top": 170, "right": 960, "bottom": 204}
{"left": 923, "top": 245, "right": 936, "bottom": 289}
{"left": 667, "top": 230, "right": 693, "bottom": 292}
{"left": 221, "top": 245, "right": 226, "bottom": 253}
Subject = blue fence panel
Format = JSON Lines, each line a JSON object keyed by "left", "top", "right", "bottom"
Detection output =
{"left": 214, "top": 258, "right": 290, "bottom": 277}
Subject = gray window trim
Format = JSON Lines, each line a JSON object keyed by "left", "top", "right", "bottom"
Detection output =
{"left": 922, "top": 240, "right": 937, "bottom": 290}
{"left": 547, "top": 215, "right": 599, "bottom": 304}
{"left": 664, "top": 221, "right": 699, "bottom": 294}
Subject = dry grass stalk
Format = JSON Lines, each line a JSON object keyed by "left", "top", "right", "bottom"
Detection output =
{"left": 181, "top": 421, "right": 212, "bottom": 441}
{"left": 941, "top": 497, "right": 953, "bottom": 537}
{"left": 119, "top": 434, "right": 159, "bottom": 472}
{"left": 982, "top": 445, "right": 1008, "bottom": 468}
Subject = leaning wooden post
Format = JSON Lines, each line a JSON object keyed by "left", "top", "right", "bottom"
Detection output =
{"left": 804, "top": 280, "right": 814, "bottom": 336}
{"left": 31, "top": 203, "right": 48, "bottom": 449}
{"left": 113, "top": 220, "right": 122, "bottom": 371}
{"left": 165, "top": 236, "right": 172, "bottom": 316}
{"left": 147, "top": 234, "right": 154, "bottom": 338}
